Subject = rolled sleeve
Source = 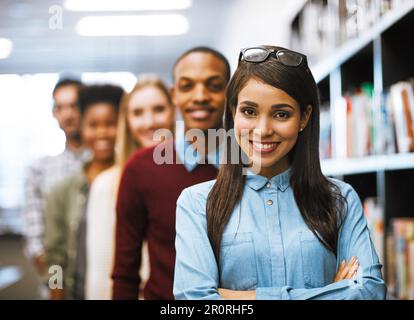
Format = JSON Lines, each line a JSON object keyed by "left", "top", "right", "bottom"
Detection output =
{"left": 23, "top": 164, "right": 45, "bottom": 259}
{"left": 173, "top": 187, "right": 222, "bottom": 300}
{"left": 255, "top": 183, "right": 387, "bottom": 300}
{"left": 44, "top": 182, "right": 67, "bottom": 269}
{"left": 335, "top": 184, "right": 386, "bottom": 299}
{"left": 256, "top": 287, "right": 282, "bottom": 300}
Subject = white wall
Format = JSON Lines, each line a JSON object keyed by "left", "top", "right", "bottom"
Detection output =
{"left": 217, "top": 0, "right": 305, "bottom": 71}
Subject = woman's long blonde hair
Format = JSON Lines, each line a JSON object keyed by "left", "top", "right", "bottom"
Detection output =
{"left": 115, "top": 73, "right": 173, "bottom": 169}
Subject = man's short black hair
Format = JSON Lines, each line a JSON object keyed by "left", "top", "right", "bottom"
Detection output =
{"left": 173, "top": 46, "right": 231, "bottom": 83}
{"left": 78, "top": 84, "right": 124, "bottom": 116}
{"left": 53, "top": 78, "right": 83, "bottom": 96}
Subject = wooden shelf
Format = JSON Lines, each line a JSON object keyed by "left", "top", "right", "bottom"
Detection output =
{"left": 321, "top": 153, "right": 414, "bottom": 176}
{"left": 311, "top": 0, "right": 414, "bottom": 83}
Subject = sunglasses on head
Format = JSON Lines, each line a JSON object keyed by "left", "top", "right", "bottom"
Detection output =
{"left": 238, "top": 47, "right": 307, "bottom": 68}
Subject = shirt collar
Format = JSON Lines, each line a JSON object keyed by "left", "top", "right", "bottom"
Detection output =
{"left": 64, "top": 146, "right": 92, "bottom": 163}
{"left": 245, "top": 167, "right": 292, "bottom": 192}
{"left": 174, "top": 124, "right": 223, "bottom": 172}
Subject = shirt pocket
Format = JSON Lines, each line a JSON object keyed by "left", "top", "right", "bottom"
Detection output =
{"left": 219, "top": 232, "right": 258, "bottom": 290}
{"left": 299, "top": 229, "right": 337, "bottom": 289}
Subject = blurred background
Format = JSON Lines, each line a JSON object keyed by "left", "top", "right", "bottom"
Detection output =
{"left": 1, "top": 0, "right": 414, "bottom": 299}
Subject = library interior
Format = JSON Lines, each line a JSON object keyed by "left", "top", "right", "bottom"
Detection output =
{"left": 0, "top": 0, "right": 413, "bottom": 301}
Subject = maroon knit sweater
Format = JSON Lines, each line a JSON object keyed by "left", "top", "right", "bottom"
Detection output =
{"left": 112, "top": 139, "right": 218, "bottom": 300}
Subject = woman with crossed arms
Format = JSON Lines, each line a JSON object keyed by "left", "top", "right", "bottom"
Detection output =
{"left": 174, "top": 45, "right": 386, "bottom": 300}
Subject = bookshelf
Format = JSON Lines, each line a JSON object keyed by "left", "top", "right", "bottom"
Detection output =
{"left": 311, "top": 0, "right": 414, "bottom": 83}
{"left": 321, "top": 152, "right": 414, "bottom": 176}
{"left": 290, "top": 0, "right": 414, "bottom": 299}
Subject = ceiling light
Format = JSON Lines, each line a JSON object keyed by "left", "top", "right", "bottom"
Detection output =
{"left": 0, "top": 38, "right": 13, "bottom": 59}
{"left": 65, "top": 0, "right": 192, "bottom": 11}
{"left": 76, "top": 14, "right": 189, "bottom": 36}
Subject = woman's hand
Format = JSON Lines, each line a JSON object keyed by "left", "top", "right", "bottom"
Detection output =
{"left": 218, "top": 256, "right": 359, "bottom": 299}
{"left": 334, "top": 256, "right": 359, "bottom": 282}
{"left": 49, "top": 288, "right": 65, "bottom": 300}
{"left": 218, "top": 288, "right": 256, "bottom": 300}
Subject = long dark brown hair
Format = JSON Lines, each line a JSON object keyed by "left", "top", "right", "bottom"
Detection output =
{"left": 206, "top": 46, "right": 346, "bottom": 268}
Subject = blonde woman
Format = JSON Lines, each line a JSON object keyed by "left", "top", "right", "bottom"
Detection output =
{"left": 85, "top": 75, "right": 175, "bottom": 299}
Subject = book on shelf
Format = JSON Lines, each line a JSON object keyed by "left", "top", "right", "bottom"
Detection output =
{"left": 323, "top": 79, "right": 414, "bottom": 159}
{"left": 330, "top": 82, "right": 393, "bottom": 158}
{"left": 388, "top": 218, "right": 414, "bottom": 300}
{"left": 348, "top": 87, "right": 372, "bottom": 158}
{"left": 389, "top": 81, "right": 414, "bottom": 153}
{"left": 290, "top": 0, "right": 408, "bottom": 65}
{"left": 319, "top": 103, "right": 332, "bottom": 159}
{"left": 409, "top": 241, "right": 414, "bottom": 300}
{"left": 382, "top": 91, "right": 398, "bottom": 155}
{"left": 331, "top": 95, "right": 347, "bottom": 158}
{"left": 386, "top": 232, "right": 395, "bottom": 294}
{"left": 363, "top": 197, "right": 385, "bottom": 265}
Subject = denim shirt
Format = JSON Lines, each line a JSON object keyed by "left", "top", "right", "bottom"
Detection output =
{"left": 174, "top": 123, "right": 222, "bottom": 172}
{"left": 174, "top": 168, "right": 386, "bottom": 300}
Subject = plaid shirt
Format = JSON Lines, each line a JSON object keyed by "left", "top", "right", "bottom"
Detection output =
{"left": 23, "top": 147, "right": 90, "bottom": 259}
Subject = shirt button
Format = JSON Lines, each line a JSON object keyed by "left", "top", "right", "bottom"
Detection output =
{"left": 266, "top": 182, "right": 271, "bottom": 188}
{"left": 266, "top": 200, "right": 273, "bottom": 206}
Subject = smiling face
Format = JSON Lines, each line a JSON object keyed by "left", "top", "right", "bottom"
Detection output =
{"left": 81, "top": 102, "right": 118, "bottom": 163}
{"left": 172, "top": 52, "right": 227, "bottom": 132}
{"left": 127, "top": 85, "right": 174, "bottom": 148}
{"left": 234, "top": 78, "right": 312, "bottom": 178}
